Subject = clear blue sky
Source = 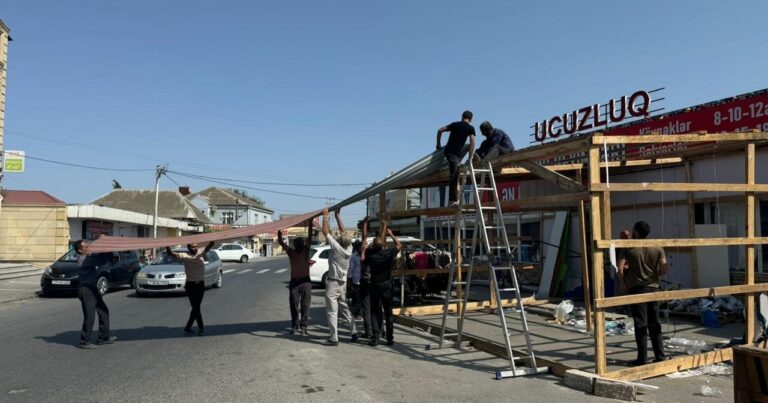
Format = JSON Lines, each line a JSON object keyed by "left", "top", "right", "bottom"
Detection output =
{"left": 2, "top": 1, "right": 767, "bottom": 223}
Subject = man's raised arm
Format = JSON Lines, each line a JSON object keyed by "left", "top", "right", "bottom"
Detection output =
{"left": 277, "top": 229, "right": 288, "bottom": 250}
{"left": 334, "top": 210, "right": 346, "bottom": 234}
{"left": 201, "top": 241, "right": 215, "bottom": 257}
{"left": 321, "top": 208, "right": 330, "bottom": 238}
{"left": 387, "top": 228, "right": 401, "bottom": 251}
{"left": 361, "top": 217, "right": 369, "bottom": 262}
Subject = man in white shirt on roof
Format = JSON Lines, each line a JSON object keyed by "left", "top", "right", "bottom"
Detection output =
{"left": 321, "top": 208, "right": 358, "bottom": 346}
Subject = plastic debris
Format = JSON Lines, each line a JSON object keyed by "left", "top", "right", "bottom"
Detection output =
{"left": 554, "top": 300, "right": 574, "bottom": 322}
{"left": 668, "top": 337, "right": 708, "bottom": 354}
{"left": 698, "top": 385, "right": 723, "bottom": 397}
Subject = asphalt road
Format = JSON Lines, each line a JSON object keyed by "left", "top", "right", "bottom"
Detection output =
{"left": 0, "top": 257, "right": 724, "bottom": 402}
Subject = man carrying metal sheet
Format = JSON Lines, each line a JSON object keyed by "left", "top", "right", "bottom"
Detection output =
{"left": 361, "top": 216, "right": 402, "bottom": 346}
{"left": 436, "top": 110, "right": 476, "bottom": 206}
{"left": 278, "top": 229, "right": 313, "bottom": 336}
{"left": 321, "top": 208, "right": 357, "bottom": 346}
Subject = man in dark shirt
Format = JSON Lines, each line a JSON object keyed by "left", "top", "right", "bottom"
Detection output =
{"left": 617, "top": 221, "right": 669, "bottom": 365}
{"left": 436, "top": 110, "right": 476, "bottom": 206}
{"left": 74, "top": 240, "right": 117, "bottom": 349}
{"left": 475, "top": 121, "right": 515, "bottom": 162}
{"left": 361, "top": 216, "right": 402, "bottom": 346}
{"left": 278, "top": 229, "right": 313, "bottom": 336}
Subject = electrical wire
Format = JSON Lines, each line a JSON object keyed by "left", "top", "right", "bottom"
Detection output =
{"left": 166, "top": 171, "right": 337, "bottom": 201}
{"left": 23, "top": 154, "right": 155, "bottom": 172}
{"left": 166, "top": 170, "right": 370, "bottom": 187}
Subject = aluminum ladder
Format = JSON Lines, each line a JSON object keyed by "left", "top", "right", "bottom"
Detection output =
{"left": 430, "top": 159, "right": 548, "bottom": 379}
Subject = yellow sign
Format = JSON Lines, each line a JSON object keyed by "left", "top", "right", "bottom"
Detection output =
{"left": 3, "top": 150, "right": 25, "bottom": 173}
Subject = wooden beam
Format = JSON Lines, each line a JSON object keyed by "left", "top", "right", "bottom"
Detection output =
{"left": 591, "top": 182, "right": 768, "bottom": 193}
{"left": 746, "top": 142, "right": 756, "bottom": 344}
{"left": 387, "top": 192, "right": 587, "bottom": 218}
{"left": 499, "top": 157, "right": 684, "bottom": 175}
{"left": 589, "top": 144, "right": 607, "bottom": 375}
{"left": 392, "top": 297, "right": 547, "bottom": 316}
{"left": 515, "top": 160, "right": 587, "bottom": 192}
{"left": 592, "top": 131, "right": 768, "bottom": 144}
{"left": 595, "top": 283, "right": 768, "bottom": 309}
{"left": 602, "top": 348, "right": 733, "bottom": 382}
{"left": 596, "top": 237, "right": 768, "bottom": 249}
{"left": 393, "top": 314, "right": 573, "bottom": 377}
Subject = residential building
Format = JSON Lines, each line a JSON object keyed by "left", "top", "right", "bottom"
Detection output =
{"left": 0, "top": 190, "right": 69, "bottom": 263}
{"left": 91, "top": 189, "right": 210, "bottom": 232}
{"left": 67, "top": 204, "right": 196, "bottom": 243}
{"left": 186, "top": 187, "right": 274, "bottom": 254}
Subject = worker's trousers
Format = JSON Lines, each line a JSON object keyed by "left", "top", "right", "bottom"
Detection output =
{"left": 325, "top": 278, "right": 356, "bottom": 342}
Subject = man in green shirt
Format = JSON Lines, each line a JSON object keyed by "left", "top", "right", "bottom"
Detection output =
{"left": 617, "top": 221, "right": 669, "bottom": 366}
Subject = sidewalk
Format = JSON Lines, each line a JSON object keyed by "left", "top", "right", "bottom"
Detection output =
{"left": 0, "top": 264, "right": 42, "bottom": 304}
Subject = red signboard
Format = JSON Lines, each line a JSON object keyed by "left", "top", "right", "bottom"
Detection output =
{"left": 606, "top": 90, "right": 768, "bottom": 158}
{"left": 482, "top": 181, "right": 520, "bottom": 203}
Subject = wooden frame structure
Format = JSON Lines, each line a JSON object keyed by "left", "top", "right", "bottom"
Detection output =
{"left": 376, "top": 130, "right": 768, "bottom": 381}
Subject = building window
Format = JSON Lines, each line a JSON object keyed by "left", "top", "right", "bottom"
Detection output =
{"left": 222, "top": 212, "right": 234, "bottom": 225}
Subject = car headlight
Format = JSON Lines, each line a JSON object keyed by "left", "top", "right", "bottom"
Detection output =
{"left": 44, "top": 267, "right": 52, "bottom": 276}
{"left": 137, "top": 272, "right": 148, "bottom": 278}
{"left": 176, "top": 272, "right": 186, "bottom": 278}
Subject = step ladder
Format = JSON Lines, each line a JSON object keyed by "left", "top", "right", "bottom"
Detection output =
{"left": 429, "top": 159, "right": 548, "bottom": 379}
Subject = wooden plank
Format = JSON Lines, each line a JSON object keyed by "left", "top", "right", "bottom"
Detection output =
{"left": 592, "top": 131, "right": 768, "bottom": 144}
{"left": 602, "top": 348, "right": 733, "bottom": 382}
{"left": 592, "top": 182, "right": 768, "bottom": 193}
{"left": 747, "top": 142, "right": 757, "bottom": 344}
{"left": 387, "top": 192, "right": 587, "bottom": 218}
{"left": 684, "top": 161, "right": 699, "bottom": 288}
{"left": 393, "top": 314, "right": 572, "bottom": 377}
{"left": 392, "top": 297, "right": 547, "bottom": 316}
{"left": 578, "top": 200, "right": 593, "bottom": 333}
{"left": 589, "top": 144, "right": 607, "bottom": 375}
{"left": 595, "top": 283, "right": 768, "bottom": 309}
{"left": 515, "top": 160, "right": 587, "bottom": 192}
{"left": 596, "top": 237, "right": 768, "bottom": 248}
{"left": 499, "top": 157, "right": 683, "bottom": 175}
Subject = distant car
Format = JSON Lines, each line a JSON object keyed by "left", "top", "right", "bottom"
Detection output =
{"left": 134, "top": 248, "right": 223, "bottom": 296}
{"left": 41, "top": 249, "right": 141, "bottom": 296}
{"left": 213, "top": 243, "right": 255, "bottom": 263}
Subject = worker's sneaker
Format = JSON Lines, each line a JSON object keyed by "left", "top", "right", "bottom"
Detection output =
{"left": 77, "top": 342, "right": 96, "bottom": 349}
{"left": 351, "top": 334, "right": 360, "bottom": 343}
{"left": 96, "top": 336, "right": 117, "bottom": 345}
{"left": 386, "top": 339, "right": 394, "bottom": 346}
{"left": 653, "top": 355, "right": 670, "bottom": 363}
{"left": 300, "top": 327, "right": 308, "bottom": 336}
{"left": 324, "top": 340, "right": 339, "bottom": 347}
{"left": 184, "top": 328, "right": 195, "bottom": 336}
{"left": 290, "top": 327, "right": 299, "bottom": 335}
{"left": 628, "top": 359, "right": 647, "bottom": 366}
{"left": 449, "top": 201, "right": 460, "bottom": 207}
{"left": 368, "top": 339, "right": 378, "bottom": 347}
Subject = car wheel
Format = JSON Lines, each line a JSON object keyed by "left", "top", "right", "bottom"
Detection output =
{"left": 135, "top": 289, "right": 145, "bottom": 297}
{"left": 239, "top": 255, "right": 248, "bottom": 263}
{"left": 130, "top": 273, "right": 137, "bottom": 289}
{"left": 96, "top": 276, "right": 109, "bottom": 296}
{"left": 321, "top": 272, "right": 328, "bottom": 289}
{"left": 213, "top": 271, "right": 223, "bottom": 288}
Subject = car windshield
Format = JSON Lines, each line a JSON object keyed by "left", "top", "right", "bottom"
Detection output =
{"left": 58, "top": 249, "right": 80, "bottom": 262}
{"left": 150, "top": 252, "right": 182, "bottom": 265}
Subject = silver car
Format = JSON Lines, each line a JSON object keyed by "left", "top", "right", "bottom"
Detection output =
{"left": 134, "top": 249, "right": 223, "bottom": 296}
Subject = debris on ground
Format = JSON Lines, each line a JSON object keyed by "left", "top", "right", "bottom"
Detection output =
{"left": 666, "top": 337, "right": 709, "bottom": 355}
{"left": 698, "top": 384, "right": 723, "bottom": 397}
{"left": 666, "top": 363, "right": 733, "bottom": 378}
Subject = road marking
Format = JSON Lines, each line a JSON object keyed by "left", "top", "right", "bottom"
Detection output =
{"left": 223, "top": 269, "right": 235, "bottom": 274}
{"left": 256, "top": 269, "right": 270, "bottom": 274}
{"left": 9, "top": 281, "right": 39, "bottom": 284}
{"left": 241, "top": 269, "right": 253, "bottom": 273}
{"left": 275, "top": 269, "right": 287, "bottom": 274}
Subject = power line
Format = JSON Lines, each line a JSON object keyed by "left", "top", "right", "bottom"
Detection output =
{"left": 166, "top": 171, "right": 337, "bottom": 201}
{"left": 24, "top": 154, "right": 155, "bottom": 172}
{"left": 166, "top": 169, "right": 370, "bottom": 187}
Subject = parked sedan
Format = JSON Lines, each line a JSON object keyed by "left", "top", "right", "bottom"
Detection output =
{"left": 41, "top": 249, "right": 141, "bottom": 296}
{"left": 213, "top": 243, "right": 255, "bottom": 263}
{"left": 133, "top": 249, "right": 223, "bottom": 296}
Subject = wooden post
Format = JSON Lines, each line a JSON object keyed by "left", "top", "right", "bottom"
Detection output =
{"left": 589, "top": 144, "right": 607, "bottom": 375}
{"left": 684, "top": 161, "right": 699, "bottom": 288}
{"left": 579, "top": 200, "right": 593, "bottom": 332}
{"left": 746, "top": 142, "right": 756, "bottom": 344}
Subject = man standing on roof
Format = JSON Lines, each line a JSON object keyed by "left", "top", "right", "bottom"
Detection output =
{"left": 436, "top": 111, "right": 476, "bottom": 206}
{"left": 617, "top": 221, "right": 669, "bottom": 366}
{"left": 321, "top": 208, "right": 358, "bottom": 346}
{"left": 278, "top": 229, "right": 312, "bottom": 336}
{"left": 361, "top": 215, "right": 402, "bottom": 346}
{"left": 474, "top": 121, "right": 515, "bottom": 163}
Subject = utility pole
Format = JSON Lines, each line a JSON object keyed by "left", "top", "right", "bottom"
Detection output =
{"left": 153, "top": 164, "right": 168, "bottom": 239}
